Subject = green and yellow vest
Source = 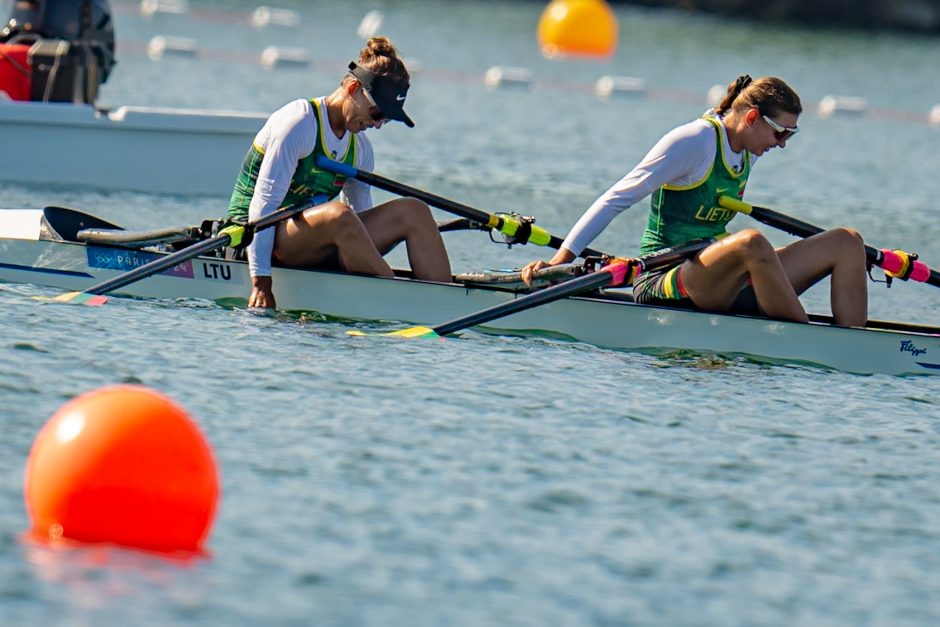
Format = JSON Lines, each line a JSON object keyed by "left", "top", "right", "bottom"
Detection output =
{"left": 640, "top": 116, "right": 750, "bottom": 255}
{"left": 228, "top": 98, "right": 358, "bottom": 220}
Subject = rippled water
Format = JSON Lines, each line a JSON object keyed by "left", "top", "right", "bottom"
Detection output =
{"left": 2, "top": 1, "right": 940, "bottom": 625}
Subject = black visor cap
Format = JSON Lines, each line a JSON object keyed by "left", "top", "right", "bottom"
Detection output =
{"left": 348, "top": 62, "right": 415, "bottom": 128}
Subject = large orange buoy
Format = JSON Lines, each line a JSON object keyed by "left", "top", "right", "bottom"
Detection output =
{"left": 537, "top": 0, "right": 619, "bottom": 60}
{"left": 24, "top": 385, "right": 220, "bottom": 554}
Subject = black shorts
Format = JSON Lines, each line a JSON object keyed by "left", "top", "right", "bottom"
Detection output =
{"left": 633, "top": 263, "right": 762, "bottom": 316}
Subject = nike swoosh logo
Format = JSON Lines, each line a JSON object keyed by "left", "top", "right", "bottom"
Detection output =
{"left": 396, "top": 94, "right": 406, "bottom": 101}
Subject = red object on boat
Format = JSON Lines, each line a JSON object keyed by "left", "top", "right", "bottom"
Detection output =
{"left": 0, "top": 43, "right": 31, "bottom": 101}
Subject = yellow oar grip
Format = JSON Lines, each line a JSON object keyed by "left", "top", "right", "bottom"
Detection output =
{"left": 219, "top": 224, "right": 246, "bottom": 248}
{"left": 494, "top": 217, "right": 552, "bottom": 246}
{"left": 718, "top": 196, "right": 753, "bottom": 215}
{"left": 528, "top": 226, "right": 552, "bottom": 247}
{"left": 500, "top": 219, "right": 519, "bottom": 237}
{"left": 485, "top": 213, "right": 551, "bottom": 247}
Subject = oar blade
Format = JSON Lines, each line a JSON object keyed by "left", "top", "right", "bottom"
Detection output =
{"left": 58, "top": 291, "right": 109, "bottom": 306}
{"left": 389, "top": 325, "right": 441, "bottom": 339}
{"left": 35, "top": 291, "right": 109, "bottom": 306}
{"left": 347, "top": 325, "right": 442, "bottom": 339}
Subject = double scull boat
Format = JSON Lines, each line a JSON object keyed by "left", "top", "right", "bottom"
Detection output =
{"left": 1, "top": 206, "right": 939, "bottom": 376}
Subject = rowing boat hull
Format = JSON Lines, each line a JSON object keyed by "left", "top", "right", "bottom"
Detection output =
{"left": 1, "top": 220, "right": 938, "bottom": 376}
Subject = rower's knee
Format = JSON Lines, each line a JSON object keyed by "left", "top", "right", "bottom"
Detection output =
{"left": 314, "top": 203, "right": 361, "bottom": 235}
{"left": 734, "top": 229, "right": 776, "bottom": 262}
{"left": 395, "top": 198, "right": 436, "bottom": 230}
{"left": 318, "top": 202, "right": 355, "bottom": 221}
{"left": 830, "top": 227, "right": 865, "bottom": 251}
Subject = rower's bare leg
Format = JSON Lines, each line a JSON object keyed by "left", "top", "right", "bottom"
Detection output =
{"left": 681, "top": 229, "right": 809, "bottom": 322}
{"left": 776, "top": 228, "right": 867, "bottom": 326}
{"left": 273, "top": 201, "right": 394, "bottom": 277}
{"left": 359, "top": 198, "right": 452, "bottom": 282}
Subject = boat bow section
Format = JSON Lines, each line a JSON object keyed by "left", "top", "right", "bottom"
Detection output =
{"left": 0, "top": 206, "right": 122, "bottom": 242}
{"left": 0, "top": 209, "right": 45, "bottom": 241}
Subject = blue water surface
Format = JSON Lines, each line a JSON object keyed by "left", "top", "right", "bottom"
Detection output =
{"left": 2, "top": 1, "right": 940, "bottom": 625}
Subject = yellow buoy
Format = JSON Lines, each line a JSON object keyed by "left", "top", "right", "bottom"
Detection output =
{"left": 538, "top": 0, "right": 618, "bottom": 60}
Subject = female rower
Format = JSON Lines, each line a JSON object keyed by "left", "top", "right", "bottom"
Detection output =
{"left": 521, "top": 75, "right": 867, "bottom": 326}
{"left": 227, "top": 36, "right": 451, "bottom": 309}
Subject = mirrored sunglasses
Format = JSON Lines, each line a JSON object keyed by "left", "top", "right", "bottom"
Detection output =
{"left": 761, "top": 114, "right": 799, "bottom": 140}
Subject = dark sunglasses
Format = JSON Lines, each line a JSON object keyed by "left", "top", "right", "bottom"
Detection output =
{"left": 359, "top": 86, "right": 387, "bottom": 123}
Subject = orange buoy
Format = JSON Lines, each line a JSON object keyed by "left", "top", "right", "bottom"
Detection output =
{"left": 537, "top": 0, "right": 619, "bottom": 60}
{"left": 24, "top": 385, "right": 219, "bottom": 553}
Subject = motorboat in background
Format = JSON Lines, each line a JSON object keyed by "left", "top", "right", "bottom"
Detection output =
{"left": 0, "top": 0, "right": 261, "bottom": 196}
{"left": 0, "top": 99, "right": 263, "bottom": 196}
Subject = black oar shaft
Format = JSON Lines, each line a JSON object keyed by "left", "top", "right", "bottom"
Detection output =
{"left": 315, "top": 157, "right": 606, "bottom": 258}
{"left": 353, "top": 169, "right": 489, "bottom": 225}
{"left": 433, "top": 269, "right": 616, "bottom": 336}
{"left": 748, "top": 206, "right": 823, "bottom": 239}
{"left": 79, "top": 199, "right": 319, "bottom": 297}
{"left": 430, "top": 238, "right": 714, "bottom": 337}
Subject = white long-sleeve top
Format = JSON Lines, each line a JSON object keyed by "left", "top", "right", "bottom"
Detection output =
{"left": 246, "top": 98, "right": 375, "bottom": 276}
{"left": 561, "top": 113, "right": 757, "bottom": 256}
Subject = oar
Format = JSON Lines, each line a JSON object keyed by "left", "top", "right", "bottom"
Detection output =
{"left": 315, "top": 156, "right": 609, "bottom": 258}
{"left": 358, "top": 238, "right": 713, "bottom": 339}
{"left": 52, "top": 197, "right": 324, "bottom": 305}
{"left": 718, "top": 195, "right": 940, "bottom": 288}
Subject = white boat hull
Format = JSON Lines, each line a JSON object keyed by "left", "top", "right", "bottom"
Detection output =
{"left": 1, "top": 209, "right": 939, "bottom": 376}
{"left": 0, "top": 101, "right": 264, "bottom": 196}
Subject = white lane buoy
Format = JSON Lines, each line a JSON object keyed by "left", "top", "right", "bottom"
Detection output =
{"left": 483, "top": 66, "right": 534, "bottom": 90}
{"left": 357, "top": 10, "right": 384, "bottom": 39}
{"left": 818, "top": 95, "right": 869, "bottom": 118}
{"left": 139, "top": 0, "right": 190, "bottom": 17}
{"left": 594, "top": 75, "right": 645, "bottom": 99}
{"left": 146, "top": 35, "right": 198, "bottom": 61}
{"left": 706, "top": 84, "right": 726, "bottom": 108}
{"left": 259, "top": 46, "right": 311, "bottom": 69}
{"left": 402, "top": 57, "right": 424, "bottom": 74}
{"left": 928, "top": 104, "right": 940, "bottom": 128}
{"left": 251, "top": 6, "right": 301, "bottom": 29}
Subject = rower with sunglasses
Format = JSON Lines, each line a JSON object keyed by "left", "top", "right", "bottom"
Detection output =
{"left": 227, "top": 36, "right": 451, "bottom": 309}
{"left": 522, "top": 75, "right": 868, "bottom": 326}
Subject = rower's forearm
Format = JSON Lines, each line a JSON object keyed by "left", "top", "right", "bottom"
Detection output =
{"left": 550, "top": 248, "right": 576, "bottom": 265}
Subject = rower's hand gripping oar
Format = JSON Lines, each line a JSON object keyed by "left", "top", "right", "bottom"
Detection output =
{"left": 356, "top": 238, "right": 713, "bottom": 339}
{"left": 315, "top": 156, "right": 610, "bottom": 259}
{"left": 52, "top": 197, "right": 325, "bottom": 305}
{"left": 718, "top": 196, "right": 940, "bottom": 288}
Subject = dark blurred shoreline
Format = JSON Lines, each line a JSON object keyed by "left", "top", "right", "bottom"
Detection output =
{"left": 607, "top": 0, "right": 940, "bottom": 34}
